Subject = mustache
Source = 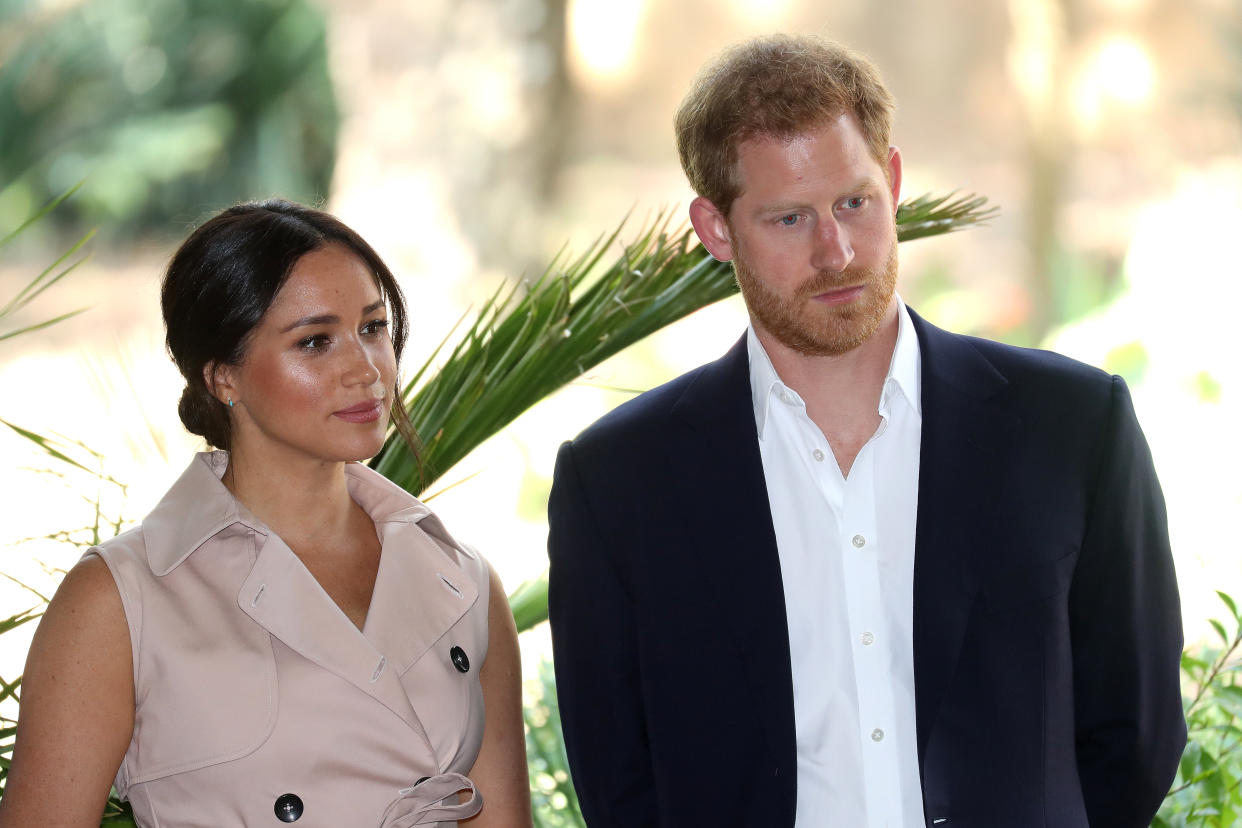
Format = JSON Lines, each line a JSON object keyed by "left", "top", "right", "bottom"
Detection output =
{"left": 794, "top": 267, "right": 867, "bottom": 298}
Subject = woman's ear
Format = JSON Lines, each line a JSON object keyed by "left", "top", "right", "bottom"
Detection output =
{"left": 204, "top": 361, "right": 239, "bottom": 408}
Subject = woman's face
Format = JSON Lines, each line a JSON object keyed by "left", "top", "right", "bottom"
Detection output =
{"left": 216, "top": 242, "right": 398, "bottom": 467}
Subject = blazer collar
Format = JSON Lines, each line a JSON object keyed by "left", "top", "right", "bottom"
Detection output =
{"left": 670, "top": 333, "right": 751, "bottom": 428}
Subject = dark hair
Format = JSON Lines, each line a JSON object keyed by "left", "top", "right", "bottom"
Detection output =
{"left": 161, "top": 198, "right": 421, "bottom": 461}
{"left": 675, "top": 34, "right": 896, "bottom": 215}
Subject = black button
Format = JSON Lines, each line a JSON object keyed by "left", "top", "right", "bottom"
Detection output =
{"left": 450, "top": 645, "right": 470, "bottom": 673}
{"left": 275, "top": 793, "right": 303, "bottom": 822}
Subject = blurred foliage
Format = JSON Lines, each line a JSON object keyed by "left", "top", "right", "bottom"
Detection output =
{"left": 0, "top": 186, "right": 91, "bottom": 342}
{"left": 1103, "top": 340, "right": 1150, "bottom": 387}
{"left": 1046, "top": 246, "right": 1127, "bottom": 335}
{"left": 525, "top": 658, "right": 584, "bottom": 828}
{"left": 1155, "top": 592, "right": 1242, "bottom": 828}
{"left": 0, "top": 0, "right": 338, "bottom": 243}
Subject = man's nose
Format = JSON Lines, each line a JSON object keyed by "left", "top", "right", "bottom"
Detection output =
{"left": 810, "top": 218, "right": 853, "bottom": 273}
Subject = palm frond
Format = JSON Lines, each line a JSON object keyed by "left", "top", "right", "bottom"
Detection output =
{"left": 509, "top": 573, "right": 550, "bottom": 634}
{"left": 895, "top": 191, "right": 998, "bottom": 243}
{"left": 0, "top": 185, "right": 93, "bottom": 342}
{"left": 372, "top": 193, "right": 996, "bottom": 495}
{"left": 371, "top": 213, "right": 736, "bottom": 493}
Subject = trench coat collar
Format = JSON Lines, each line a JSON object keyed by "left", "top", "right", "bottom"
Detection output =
{"left": 140, "top": 451, "right": 445, "bottom": 576}
{"left": 140, "top": 451, "right": 481, "bottom": 737}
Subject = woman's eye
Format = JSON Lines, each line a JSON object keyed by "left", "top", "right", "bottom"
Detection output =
{"left": 298, "top": 334, "right": 330, "bottom": 351}
{"left": 362, "top": 318, "right": 390, "bottom": 336}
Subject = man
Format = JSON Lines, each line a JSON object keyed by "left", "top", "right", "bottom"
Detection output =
{"left": 547, "top": 34, "right": 1185, "bottom": 828}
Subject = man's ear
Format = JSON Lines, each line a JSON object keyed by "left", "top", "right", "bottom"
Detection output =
{"left": 204, "top": 361, "right": 238, "bottom": 407}
{"left": 688, "top": 196, "right": 735, "bottom": 262}
{"left": 887, "top": 146, "right": 903, "bottom": 215}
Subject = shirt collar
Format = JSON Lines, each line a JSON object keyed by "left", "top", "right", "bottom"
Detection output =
{"left": 886, "top": 295, "right": 923, "bottom": 418}
{"left": 139, "top": 450, "right": 435, "bottom": 576}
{"left": 746, "top": 295, "right": 922, "bottom": 440}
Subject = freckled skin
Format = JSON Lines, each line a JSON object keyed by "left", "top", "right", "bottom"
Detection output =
{"left": 220, "top": 243, "right": 398, "bottom": 468}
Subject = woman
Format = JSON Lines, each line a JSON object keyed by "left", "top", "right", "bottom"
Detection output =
{"left": 0, "top": 200, "right": 531, "bottom": 827}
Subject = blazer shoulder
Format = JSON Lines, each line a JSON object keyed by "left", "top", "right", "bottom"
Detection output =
{"left": 568, "top": 336, "right": 747, "bottom": 457}
{"left": 569, "top": 364, "right": 706, "bottom": 455}
{"left": 965, "top": 333, "right": 1108, "bottom": 381}
{"left": 916, "top": 307, "right": 1117, "bottom": 404}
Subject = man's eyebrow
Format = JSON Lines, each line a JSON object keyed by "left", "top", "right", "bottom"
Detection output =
{"left": 279, "top": 301, "right": 387, "bottom": 333}
{"left": 752, "top": 180, "right": 883, "bottom": 216}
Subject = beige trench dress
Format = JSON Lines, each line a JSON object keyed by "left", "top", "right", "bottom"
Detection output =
{"left": 92, "top": 451, "right": 489, "bottom": 827}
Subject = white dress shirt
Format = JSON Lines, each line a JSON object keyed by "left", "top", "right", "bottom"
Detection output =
{"left": 747, "top": 298, "right": 925, "bottom": 828}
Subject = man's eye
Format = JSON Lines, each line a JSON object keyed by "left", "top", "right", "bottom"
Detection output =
{"left": 843, "top": 197, "right": 865, "bottom": 209}
{"left": 779, "top": 214, "right": 799, "bottom": 226}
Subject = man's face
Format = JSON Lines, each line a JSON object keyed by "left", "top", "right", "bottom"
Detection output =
{"left": 692, "top": 113, "right": 902, "bottom": 357}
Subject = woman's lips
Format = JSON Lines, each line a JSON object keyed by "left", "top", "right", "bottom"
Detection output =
{"left": 333, "top": 399, "right": 383, "bottom": 423}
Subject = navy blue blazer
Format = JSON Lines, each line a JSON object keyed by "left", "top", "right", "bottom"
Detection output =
{"left": 547, "top": 310, "right": 1185, "bottom": 827}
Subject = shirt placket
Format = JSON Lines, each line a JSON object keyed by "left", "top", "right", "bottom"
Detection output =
{"left": 839, "top": 435, "right": 903, "bottom": 828}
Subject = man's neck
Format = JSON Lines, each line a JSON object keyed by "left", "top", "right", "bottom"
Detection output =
{"left": 755, "top": 301, "right": 900, "bottom": 474}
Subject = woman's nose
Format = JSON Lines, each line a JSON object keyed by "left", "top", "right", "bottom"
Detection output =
{"left": 343, "top": 339, "right": 381, "bottom": 385}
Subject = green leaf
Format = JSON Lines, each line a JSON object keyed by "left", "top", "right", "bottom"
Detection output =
{"left": 1218, "top": 591, "right": 1240, "bottom": 622}
{"left": 509, "top": 573, "right": 549, "bottom": 634}
{"left": 1212, "top": 619, "right": 1231, "bottom": 646}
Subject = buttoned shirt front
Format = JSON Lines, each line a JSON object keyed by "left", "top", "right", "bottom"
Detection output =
{"left": 748, "top": 298, "right": 925, "bottom": 828}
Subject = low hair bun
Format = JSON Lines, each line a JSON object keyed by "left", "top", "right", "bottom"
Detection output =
{"left": 177, "top": 385, "right": 229, "bottom": 449}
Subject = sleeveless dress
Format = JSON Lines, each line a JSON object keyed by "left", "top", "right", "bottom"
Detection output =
{"left": 91, "top": 451, "right": 490, "bottom": 827}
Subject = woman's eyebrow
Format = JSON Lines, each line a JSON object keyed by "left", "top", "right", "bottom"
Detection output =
{"left": 279, "top": 301, "right": 385, "bottom": 333}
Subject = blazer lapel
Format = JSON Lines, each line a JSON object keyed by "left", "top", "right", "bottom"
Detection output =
{"left": 671, "top": 336, "right": 798, "bottom": 779}
{"left": 908, "top": 310, "right": 1020, "bottom": 762}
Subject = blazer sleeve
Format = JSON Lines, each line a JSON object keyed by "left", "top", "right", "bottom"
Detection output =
{"left": 1070, "top": 374, "right": 1186, "bottom": 826}
{"left": 547, "top": 440, "right": 659, "bottom": 827}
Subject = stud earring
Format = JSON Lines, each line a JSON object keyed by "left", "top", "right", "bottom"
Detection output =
{"left": 227, "top": 398, "right": 234, "bottom": 408}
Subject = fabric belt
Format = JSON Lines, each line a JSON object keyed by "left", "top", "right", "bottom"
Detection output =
{"left": 378, "top": 772, "right": 482, "bottom": 826}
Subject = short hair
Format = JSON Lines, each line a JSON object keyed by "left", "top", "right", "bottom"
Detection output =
{"left": 161, "top": 198, "right": 419, "bottom": 459}
{"left": 674, "top": 34, "right": 896, "bottom": 214}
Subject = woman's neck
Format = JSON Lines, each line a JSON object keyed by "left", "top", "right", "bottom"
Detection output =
{"left": 221, "top": 444, "right": 359, "bottom": 551}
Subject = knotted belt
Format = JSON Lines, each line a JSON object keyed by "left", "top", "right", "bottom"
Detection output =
{"left": 377, "top": 772, "right": 482, "bottom": 826}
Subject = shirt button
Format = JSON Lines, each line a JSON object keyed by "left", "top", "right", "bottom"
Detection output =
{"left": 450, "top": 645, "right": 470, "bottom": 673}
{"left": 275, "top": 793, "right": 304, "bottom": 822}
{"left": 860, "top": 632, "right": 875, "bottom": 646}
{"left": 852, "top": 534, "right": 866, "bottom": 548}
{"left": 871, "top": 728, "right": 885, "bottom": 742}
{"left": 812, "top": 449, "right": 825, "bottom": 462}
{"left": 780, "top": 391, "right": 793, "bottom": 404}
